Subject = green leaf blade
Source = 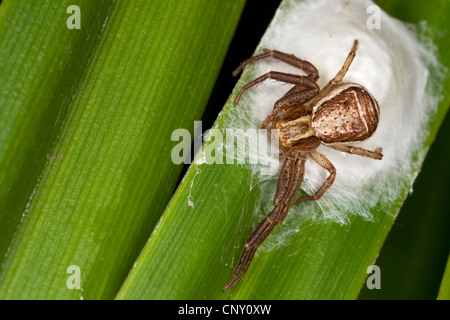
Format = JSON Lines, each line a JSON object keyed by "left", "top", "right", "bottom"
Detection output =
{"left": 0, "top": 0, "right": 245, "bottom": 299}
{"left": 117, "top": 164, "right": 252, "bottom": 299}
{"left": 0, "top": 0, "right": 114, "bottom": 262}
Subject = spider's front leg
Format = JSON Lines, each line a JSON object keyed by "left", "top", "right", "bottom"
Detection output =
{"left": 261, "top": 84, "right": 319, "bottom": 130}
{"left": 223, "top": 152, "right": 307, "bottom": 291}
{"left": 233, "top": 48, "right": 319, "bottom": 80}
{"left": 309, "top": 40, "right": 358, "bottom": 107}
{"left": 234, "top": 71, "right": 318, "bottom": 105}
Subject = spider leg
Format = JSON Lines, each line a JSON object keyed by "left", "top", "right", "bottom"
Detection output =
{"left": 328, "top": 144, "right": 383, "bottom": 160}
{"left": 275, "top": 84, "right": 319, "bottom": 109}
{"left": 259, "top": 82, "right": 318, "bottom": 131}
{"left": 328, "top": 39, "right": 358, "bottom": 86}
{"left": 234, "top": 71, "right": 318, "bottom": 104}
{"left": 261, "top": 84, "right": 319, "bottom": 129}
{"left": 223, "top": 153, "right": 306, "bottom": 291}
{"left": 232, "top": 49, "right": 319, "bottom": 81}
{"left": 224, "top": 244, "right": 259, "bottom": 290}
{"left": 295, "top": 151, "right": 336, "bottom": 204}
{"left": 309, "top": 40, "right": 358, "bottom": 107}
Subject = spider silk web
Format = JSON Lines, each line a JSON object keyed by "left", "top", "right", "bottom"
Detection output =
{"left": 192, "top": 0, "right": 445, "bottom": 253}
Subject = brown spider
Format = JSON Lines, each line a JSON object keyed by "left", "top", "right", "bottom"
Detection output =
{"left": 223, "top": 40, "right": 383, "bottom": 291}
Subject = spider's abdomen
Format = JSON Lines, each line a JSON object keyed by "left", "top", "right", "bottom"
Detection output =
{"left": 311, "top": 83, "right": 379, "bottom": 144}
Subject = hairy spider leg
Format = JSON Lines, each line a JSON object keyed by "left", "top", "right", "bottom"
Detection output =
{"left": 274, "top": 83, "right": 319, "bottom": 109}
{"left": 295, "top": 151, "right": 336, "bottom": 205}
{"left": 234, "top": 72, "right": 318, "bottom": 104}
{"left": 309, "top": 40, "right": 358, "bottom": 107}
{"left": 232, "top": 49, "right": 319, "bottom": 80}
{"left": 328, "top": 144, "right": 383, "bottom": 160}
{"left": 261, "top": 83, "right": 319, "bottom": 129}
{"left": 223, "top": 152, "right": 307, "bottom": 290}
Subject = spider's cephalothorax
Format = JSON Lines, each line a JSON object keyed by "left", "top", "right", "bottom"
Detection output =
{"left": 224, "top": 40, "right": 383, "bottom": 291}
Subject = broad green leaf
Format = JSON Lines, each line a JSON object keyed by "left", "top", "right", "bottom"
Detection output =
{"left": 0, "top": 0, "right": 113, "bottom": 265}
{"left": 0, "top": 0, "right": 245, "bottom": 299}
{"left": 117, "top": 0, "right": 450, "bottom": 300}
